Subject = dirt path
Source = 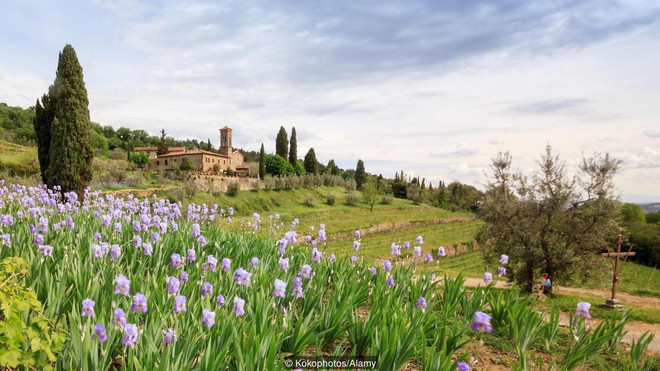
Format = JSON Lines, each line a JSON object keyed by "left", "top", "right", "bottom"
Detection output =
{"left": 460, "top": 277, "right": 660, "bottom": 353}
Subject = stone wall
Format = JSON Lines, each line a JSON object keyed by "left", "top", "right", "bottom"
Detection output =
{"left": 193, "top": 175, "right": 259, "bottom": 193}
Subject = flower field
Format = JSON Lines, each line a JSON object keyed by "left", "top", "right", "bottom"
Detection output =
{"left": 0, "top": 182, "right": 656, "bottom": 370}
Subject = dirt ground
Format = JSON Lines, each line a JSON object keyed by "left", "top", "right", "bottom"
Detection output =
{"left": 461, "top": 277, "right": 660, "bottom": 353}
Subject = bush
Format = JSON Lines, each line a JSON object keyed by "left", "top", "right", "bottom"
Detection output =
{"left": 129, "top": 152, "right": 150, "bottom": 168}
{"left": 327, "top": 195, "right": 336, "bottom": 205}
{"left": 227, "top": 181, "right": 240, "bottom": 196}
{"left": 344, "top": 179, "right": 357, "bottom": 193}
{"left": 304, "top": 197, "right": 314, "bottom": 207}
{"left": 381, "top": 195, "right": 393, "bottom": 205}
{"left": 345, "top": 193, "right": 359, "bottom": 205}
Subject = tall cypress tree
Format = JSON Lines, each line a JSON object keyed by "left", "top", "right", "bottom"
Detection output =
{"left": 355, "top": 159, "right": 367, "bottom": 190}
{"left": 303, "top": 148, "right": 318, "bottom": 174}
{"left": 259, "top": 143, "right": 265, "bottom": 179}
{"left": 157, "top": 129, "right": 169, "bottom": 155}
{"left": 275, "top": 126, "right": 288, "bottom": 161}
{"left": 33, "top": 88, "right": 55, "bottom": 183}
{"left": 44, "top": 44, "right": 94, "bottom": 197}
{"left": 288, "top": 127, "right": 297, "bottom": 168}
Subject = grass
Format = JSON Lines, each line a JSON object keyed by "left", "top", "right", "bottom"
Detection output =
{"left": 0, "top": 139, "right": 37, "bottom": 164}
{"left": 544, "top": 292, "right": 660, "bottom": 324}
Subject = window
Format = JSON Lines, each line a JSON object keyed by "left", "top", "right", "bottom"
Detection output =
{"left": 224, "top": 160, "right": 226, "bottom": 165}
{"left": 173, "top": 159, "right": 177, "bottom": 162}
{"left": 165, "top": 160, "right": 168, "bottom": 166}
{"left": 156, "top": 161, "right": 159, "bottom": 165}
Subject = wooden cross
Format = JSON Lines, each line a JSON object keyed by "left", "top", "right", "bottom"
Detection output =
{"left": 601, "top": 235, "right": 635, "bottom": 304}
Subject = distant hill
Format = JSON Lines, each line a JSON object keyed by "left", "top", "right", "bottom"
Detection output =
{"left": 640, "top": 203, "right": 660, "bottom": 213}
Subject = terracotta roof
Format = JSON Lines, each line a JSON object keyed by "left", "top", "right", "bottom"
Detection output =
{"left": 156, "top": 149, "right": 231, "bottom": 158}
{"left": 220, "top": 126, "right": 232, "bottom": 130}
{"left": 168, "top": 147, "right": 185, "bottom": 152}
{"left": 134, "top": 146, "right": 158, "bottom": 151}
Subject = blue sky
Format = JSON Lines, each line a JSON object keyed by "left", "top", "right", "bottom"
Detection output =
{"left": 2, "top": 0, "right": 660, "bottom": 201}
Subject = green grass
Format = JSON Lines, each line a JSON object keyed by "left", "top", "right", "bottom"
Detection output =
{"left": 545, "top": 293, "right": 660, "bottom": 324}
{"left": 0, "top": 140, "right": 37, "bottom": 164}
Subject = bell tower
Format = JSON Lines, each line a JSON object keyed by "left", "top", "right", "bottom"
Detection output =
{"left": 219, "top": 126, "right": 232, "bottom": 156}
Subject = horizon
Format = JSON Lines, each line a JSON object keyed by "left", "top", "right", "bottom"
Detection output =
{"left": 1, "top": 1, "right": 659, "bottom": 201}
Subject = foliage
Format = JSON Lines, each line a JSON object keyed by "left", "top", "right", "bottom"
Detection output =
{"left": 294, "top": 160, "right": 306, "bottom": 176}
{"left": 179, "top": 157, "right": 194, "bottom": 172}
{"left": 345, "top": 193, "right": 359, "bottom": 205}
{"left": 265, "top": 154, "right": 294, "bottom": 176}
{"left": 227, "top": 181, "right": 240, "bottom": 196}
{"left": 288, "top": 127, "right": 297, "bottom": 168}
{"left": 129, "top": 151, "right": 150, "bottom": 168}
{"left": 647, "top": 212, "right": 660, "bottom": 225}
{"left": 275, "top": 126, "right": 288, "bottom": 160}
{"left": 303, "top": 148, "right": 318, "bottom": 174}
{"left": 355, "top": 159, "right": 367, "bottom": 190}
{"left": 362, "top": 178, "right": 383, "bottom": 211}
{"left": 34, "top": 44, "right": 94, "bottom": 196}
{"left": 326, "top": 195, "right": 336, "bottom": 205}
{"left": 477, "top": 146, "right": 621, "bottom": 292}
{"left": 621, "top": 203, "right": 646, "bottom": 226}
{"left": 259, "top": 143, "right": 265, "bottom": 179}
{"left": 157, "top": 128, "right": 169, "bottom": 156}
{"left": 0, "top": 103, "right": 36, "bottom": 145}
{"left": 326, "top": 159, "right": 340, "bottom": 176}
{"left": 0, "top": 257, "right": 66, "bottom": 369}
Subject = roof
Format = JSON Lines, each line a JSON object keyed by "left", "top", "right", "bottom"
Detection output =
{"left": 134, "top": 146, "right": 158, "bottom": 151}
{"left": 168, "top": 147, "right": 185, "bottom": 152}
{"left": 220, "top": 126, "right": 232, "bottom": 130}
{"left": 155, "top": 149, "right": 231, "bottom": 158}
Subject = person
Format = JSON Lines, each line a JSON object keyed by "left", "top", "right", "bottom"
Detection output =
{"left": 539, "top": 273, "right": 554, "bottom": 297}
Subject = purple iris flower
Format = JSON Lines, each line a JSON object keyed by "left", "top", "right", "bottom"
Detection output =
{"left": 93, "top": 323, "right": 108, "bottom": 343}
{"left": 471, "top": 311, "right": 492, "bottom": 333}
{"left": 232, "top": 297, "right": 246, "bottom": 317}
{"left": 457, "top": 361, "right": 470, "bottom": 371}
{"left": 92, "top": 244, "right": 104, "bottom": 259}
{"left": 192, "top": 223, "right": 201, "bottom": 238}
{"left": 166, "top": 276, "right": 180, "bottom": 294}
{"left": 81, "top": 298, "right": 95, "bottom": 317}
{"left": 233, "top": 268, "right": 252, "bottom": 287}
{"left": 354, "top": 230, "right": 360, "bottom": 238}
{"left": 170, "top": 253, "right": 183, "bottom": 268}
{"left": 272, "top": 279, "right": 287, "bottom": 298}
{"left": 499, "top": 254, "right": 509, "bottom": 265}
{"left": 204, "top": 255, "right": 218, "bottom": 272}
{"left": 163, "top": 328, "right": 176, "bottom": 345}
{"left": 311, "top": 248, "right": 323, "bottom": 262}
{"left": 133, "top": 235, "right": 142, "bottom": 248}
{"left": 123, "top": 323, "right": 139, "bottom": 347}
{"left": 130, "top": 293, "right": 148, "bottom": 313}
{"left": 114, "top": 274, "right": 131, "bottom": 296}
{"left": 484, "top": 272, "right": 493, "bottom": 283}
{"left": 424, "top": 253, "right": 433, "bottom": 263}
{"left": 180, "top": 271, "right": 189, "bottom": 284}
{"left": 386, "top": 277, "right": 395, "bottom": 288}
{"left": 113, "top": 308, "right": 127, "bottom": 327}
{"left": 416, "top": 296, "right": 427, "bottom": 309}
{"left": 318, "top": 229, "right": 326, "bottom": 242}
{"left": 404, "top": 241, "right": 410, "bottom": 250}
{"left": 216, "top": 295, "right": 225, "bottom": 306}
{"left": 299, "top": 264, "right": 312, "bottom": 279}
{"left": 1, "top": 234, "right": 10, "bottom": 246}
{"left": 173, "top": 295, "right": 186, "bottom": 313}
{"left": 353, "top": 240, "right": 360, "bottom": 251}
{"left": 413, "top": 246, "right": 422, "bottom": 257}
{"left": 383, "top": 260, "right": 392, "bottom": 272}
{"left": 250, "top": 257, "right": 259, "bottom": 268}
{"left": 437, "top": 246, "right": 446, "bottom": 257}
{"left": 197, "top": 235, "right": 207, "bottom": 246}
{"left": 575, "top": 302, "right": 592, "bottom": 319}
{"left": 416, "top": 235, "right": 424, "bottom": 244}
{"left": 187, "top": 248, "right": 196, "bottom": 262}
{"left": 202, "top": 282, "right": 213, "bottom": 297}
{"left": 279, "top": 258, "right": 290, "bottom": 271}
{"left": 391, "top": 243, "right": 401, "bottom": 256}
{"left": 142, "top": 243, "right": 153, "bottom": 256}
{"left": 292, "top": 276, "right": 304, "bottom": 298}
{"left": 497, "top": 267, "right": 507, "bottom": 277}
{"left": 221, "top": 258, "right": 231, "bottom": 271}
{"left": 110, "top": 244, "right": 121, "bottom": 259}
{"left": 328, "top": 254, "right": 336, "bottom": 263}
{"left": 311, "top": 240, "right": 317, "bottom": 248}
{"left": 368, "top": 267, "right": 377, "bottom": 276}
{"left": 350, "top": 256, "right": 358, "bottom": 265}
{"left": 151, "top": 232, "right": 160, "bottom": 243}
{"left": 40, "top": 244, "right": 53, "bottom": 257}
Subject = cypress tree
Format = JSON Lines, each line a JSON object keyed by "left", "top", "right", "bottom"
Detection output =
{"left": 43, "top": 44, "right": 94, "bottom": 197}
{"left": 33, "top": 89, "right": 55, "bottom": 183}
{"left": 259, "top": 143, "right": 265, "bottom": 179}
{"left": 303, "top": 148, "right": 318, "bottom": 174}
{"left": 275, "top": 126, "right": 288, "bottom": 160}
{"left": 288, "top": 127, "right": 297, "bottom": 168}
{"left": 207, "top": 138, "right": 212, "bottom": 151}
{"left": 355, "top": 159, "right": 367, "bottom": 190}
{"left": 157, "top": 129, "right": 169, "bottom": 155}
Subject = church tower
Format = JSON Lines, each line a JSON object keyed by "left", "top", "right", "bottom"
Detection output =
{"left": 219, "top": 126, "right": 232, "bottom": 156}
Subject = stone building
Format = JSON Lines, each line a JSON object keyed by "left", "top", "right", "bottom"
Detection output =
{"left": 133, "top": 146, "right": 184, "bottom": 159}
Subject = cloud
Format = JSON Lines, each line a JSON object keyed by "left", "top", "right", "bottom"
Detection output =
{"left": 509, "top": 98, "right": 590, "bottom": 115}
{"left": 643, "top": 129, "right": 660, "bottom": 137}
{"left": 431, "top": 142, "right": 478, "bottom": 157}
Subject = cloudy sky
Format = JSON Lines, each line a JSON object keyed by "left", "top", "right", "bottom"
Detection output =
{"left": 2, "top": 0, "right": 660, "bottom": 201}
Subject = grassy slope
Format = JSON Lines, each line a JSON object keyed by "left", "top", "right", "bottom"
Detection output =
{"left": 0, "top": 139, "right": 37, "bottom": 164}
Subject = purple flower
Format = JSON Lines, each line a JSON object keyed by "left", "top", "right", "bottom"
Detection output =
{"left": 413, "top": 246, "right": 422, "bottom": 257}
{"left": 40, "top": 244, "right": 53, "bottom": 257}
{"left": 170, "top": 253, "right": 183, "bottom": 268}
{"left": 272, "top": 279, "right": 287, "bottom": 298}
{"left": 130, "top": 293, "right": 148, "bottom": 313}
{"left": 133, "top": 235, "right": 142, "bottom": 248}
{"left": 197, "top": 235, "right": 207, "bottom": 246}
{"left": 152, "top": 232, "right": 160, "bottom": 243}
{"left": 180, "top": 271, "right": 189, "bottom": 284}
{"left": 187, "top": 248, "right": 196, "bottom": 262}
{"left": 311, "top": 248, "right": 323, "bottom": 262}
{"left": 368, "top": 267, "right": 377, "bottom": 276}
{"left": 404, "top": 241, "right": 410, "bottom": 250}
{"left": 354, "top": 230, "right": 361, "bottom": 238}
{"left": 202, "top": 282, "right": 213, "bottom": 297}
{"left": 292, "top": 276, "right": 304, "bottom": 298}
{"left": 123, "top": 324, "right": 139, "bottom": 347}
{"left": 416, "top": 235, "right": 424, "bottom": 244}
{"left": 575, "top": 302, "right": 591, "bottom": 319}
{"left": 92, "top": 244, "right": 105, "bottom": 259}
{"left": 279, "top": 258, "right": 290, "bottom": 271}
{"left": 173, "top": 295, "right": 186, "bottom": 313}
{"left": 163, "top": 328, "right": 176, "bottom": 345}
{"left": 416, "top": 296, "right": 427, "bottom": 309}
{"left": 221, "top": 258, "right": 231, "bottom": 271}
{"left": 216, "top": 295, "right": 225, "bottom": 307}
{"left": 232, "top": 297, "right": 246, "bottom": 317}
{"left": 250, "top": 257, "right": 259, "bottom": 268}
{"left": 299, "top": 264, "right": 312, "bottom": 279}
{"left": 192, "top": 223, "right": 201, "bottom": 238}
{"left": 203, "top": 255, "right": 218, "bottom": 272}
{"left": 113, "top": 308, "right": 127, "bottom": 327}
{"left": 424, "top": 253, "right": 433, "bottom": 263}
{"left": 383, "top": 260, "right": 392, "bottom": 272}
{"left": 470, "top": 311, "right": 493, "bottom": 333}
{"left": 166, "top": 276, "right": 180, "bottom": 294}
{"left": 385, "top": 277, "right": 395, "bottom": 288}
{"left": 353, "top": 240, "right": 360, "bottom": 251}
{"left": 114, "top": 274, "right": 131, "bottom": 296}
{"left": 201, "top": 308, "right": 216, "bottom": 328}
{"left": 499, "top": 254, "right": 509, "bottom": 265}
{"left": 328, "top": 254, "right": 336, "bottom": 263}
{"left": 81, "top": 298, "right": 95, "bottom": 317}
{"left": 93, "top": 323, "right": 108, "bottom": 343}
{"left": 94, "top": 232, "right": 102, "bottom": 242}
{"left": 497, "top": 267, "right": 507, "bottom": 277}
{"left": 233, "top": 268, "right": 252, "bottom": 287}
{"left": 110, "top": 244, "right": 121, "bottom": 259}
{"left": 318, "top": 229, "right": 326, "bottom": 242}
{"left": 457, "top": 361, "right": 470, "bottom": 371}
{"left": 484, "top": 272, "right": 493, "bottom": 284}
{"left": 350, "top": 256, "right": 358, "bottom": 265}
{"left": 1, "top": 234, "right": 10, "bottom": 246}
{"left": 437, "top": 246, "right": 446, "bottom": 257}
{"left": 391, "top": 243, "right": 401, "bottom": 256}
{"left": 143, "top": 243, "right": 153, "bottom": 256}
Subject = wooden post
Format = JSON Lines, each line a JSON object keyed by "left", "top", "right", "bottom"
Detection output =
{"left": 600, "top": 235, "right": 635, "bottom": 310}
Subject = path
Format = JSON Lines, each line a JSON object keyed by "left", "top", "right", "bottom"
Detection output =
{"left": 460, "top": 277, "right": 660, "bottom": 353}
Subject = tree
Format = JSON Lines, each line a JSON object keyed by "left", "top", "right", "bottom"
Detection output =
{"left": 288, "top": 127, "right": 297, "bottom": 168}
{"left": 621, "top": 203, "right": 646, "bottom": 226}
{"left": 355, "top": 160, "right": 367, "bottom": 190}
{"left": 265, "top": 154, "right": 294, "bottom": 176}
{"left": 303, "top": 148, "right": 318, "bottom": 174}
{"left": 362, "top": 178, "right": 383, "bottom": 212}
{"left": 276, "top": 126, "right": 288, "bottom": 161}
{"left": 34, "top": 44, "right": 94, "bottom": 197}
{"left": 259, "top": 143, "right": 266, "bottom": 179}
{"left": 129, "top": 152, "right": 150, "bottom": 168}
{"left": 180, "top": 157, "right": 194, "bottom": 172}
{"left": 157, "top": 129, "right": 169, "bottom": 155}
{"left": 207, "top": 138, "right": 212, "bottom": 151}
{"left": 647, "top": 212, "right": 660, "bottom": 225}
{"left": 477, "top": 146, "right": 621, "bottom": 292}
{"left": 326, "top": 159, "right": 340, "bottom": 176}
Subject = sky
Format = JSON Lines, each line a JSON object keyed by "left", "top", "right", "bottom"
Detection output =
{"left": 1, "top": 0, "right": 660, "bottom": 202}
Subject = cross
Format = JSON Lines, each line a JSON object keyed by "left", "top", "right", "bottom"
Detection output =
{"left": 600, "top": 235, "right": 635, "bottom": 308}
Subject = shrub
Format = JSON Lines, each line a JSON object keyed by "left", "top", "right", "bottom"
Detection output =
{"left": 327, "top": 195, "right": 336, "bottom": 205}
{"left": 345, "top": 193, "right": 359, "bottom": 205}
{"left": 381, "top": 195, "right": 394, "bottom": 205}
{"left": 304, "top": 197, "right": 314, "bottom": 207}
{"left": 227, "top": 181, "right": 240, "bottom": 196}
